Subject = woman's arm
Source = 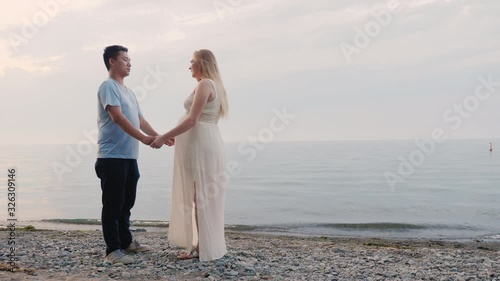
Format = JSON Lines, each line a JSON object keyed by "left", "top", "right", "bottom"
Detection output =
{"left": 150, "top": 79, "right": 213, "bottom": 148}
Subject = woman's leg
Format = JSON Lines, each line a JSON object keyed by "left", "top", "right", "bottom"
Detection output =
{"left": 177, "top": 187, "right": 200, "bottom": 259}
{"left": 194, "top": 191, "right": 200, "bottom": 254}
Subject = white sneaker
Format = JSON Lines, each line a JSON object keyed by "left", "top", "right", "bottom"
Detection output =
{"left": 105, "top": 249, "right": 134, "bottom": 264}
{"left": 124, "top": 240, "right": 151, "bottom": 253}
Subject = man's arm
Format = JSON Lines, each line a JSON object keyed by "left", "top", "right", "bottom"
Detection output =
{"left": 107, "top": 106, "right": 155, "bottom": 145}
{"left": 139, "top": 115, "right": 159, "bottom": 136}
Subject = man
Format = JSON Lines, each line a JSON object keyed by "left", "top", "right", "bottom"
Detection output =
{"left": 95, "top": 45, "right": 157, "bottom": 264}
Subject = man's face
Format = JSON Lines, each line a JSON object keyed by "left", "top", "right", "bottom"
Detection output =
{"left": 110, "top": 51, "right": 131, "bottom": 77}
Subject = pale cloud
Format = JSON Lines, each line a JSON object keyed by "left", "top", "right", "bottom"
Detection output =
{"left": 0, "top": 40, "right": 11, "bottom": 75}
{"left": 0, "top": 0, "right": 107, "bottom": 73}
{"left": 151, "top": 1, "right": 271, "bottom": 30}
{"left": 406, "top": 0, "right": 456, "bottom": 9}
{"left": 82, "top": 43, "right": 108, "bottom": 52}
{"left": 424, "top": 50, "right": 500, "bottom": 76}
{"left": 334, "top": 0, "right": 499, "bottom": 70}
{"left": 0, "top": 35, "right": 67, "bottom": 75}
{"left": 158, "top": 28, "right": 188, "bottom": 43}
{"left": 0, "top": 0, "right": 106, "bottom": 28}
{"left": 167, "top": 11, "right": 219, "bottom": 27}
{"left": 6, "top": 54, "right": 65, "bottom": 74}
{"left": 0, "top": 3, "right": 42, "bottom": 28}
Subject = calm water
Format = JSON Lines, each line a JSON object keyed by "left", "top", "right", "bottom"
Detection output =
{"left": 1, "top": 140, "right": 499, "bottom": 239}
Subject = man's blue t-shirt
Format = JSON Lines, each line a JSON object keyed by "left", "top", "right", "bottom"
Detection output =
{"left": 97, "top": 78, "right": 142, "bottom": 159}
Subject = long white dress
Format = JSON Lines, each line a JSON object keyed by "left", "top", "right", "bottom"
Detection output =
{"left": 168, "top": 79, "right": 227, "bottom": 261}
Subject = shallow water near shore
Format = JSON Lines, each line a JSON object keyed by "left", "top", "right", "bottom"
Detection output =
{"left": 1, "top": 139, "right": 499, "bottom": 240}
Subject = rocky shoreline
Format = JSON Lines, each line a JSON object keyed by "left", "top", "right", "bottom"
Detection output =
{"left": 1, "top": 228, "right": 499, "bottom": 280}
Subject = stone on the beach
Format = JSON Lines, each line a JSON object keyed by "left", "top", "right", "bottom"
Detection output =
{"left": 4, "top": 229, "right": 500, "bottom": 281}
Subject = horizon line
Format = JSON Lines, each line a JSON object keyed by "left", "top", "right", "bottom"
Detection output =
{"left": 1, "top": 137, "right": 499, "bottom": 145}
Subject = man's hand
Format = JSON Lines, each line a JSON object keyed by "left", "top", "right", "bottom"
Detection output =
{"left": 141, "top": 135, "right": 156, "bottom": 145}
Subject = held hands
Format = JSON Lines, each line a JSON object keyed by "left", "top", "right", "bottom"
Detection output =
{"left": 146, "top": 134, "right": 174, "bottom": 149}
{"left": 150, "top": 135, "right": 164, "bottom": 149}
{"left": 150, "top": 135, "right": 175, "bottom": 149}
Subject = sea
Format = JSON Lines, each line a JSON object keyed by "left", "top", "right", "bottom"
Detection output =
{"left": 1, "top": 139, "right": 499, "bottom": 240}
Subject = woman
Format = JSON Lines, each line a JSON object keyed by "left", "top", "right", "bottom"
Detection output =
{"left": 151, "top": 49, "right": 229, "bottom": 261}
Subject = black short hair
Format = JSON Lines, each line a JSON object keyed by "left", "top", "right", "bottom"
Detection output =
{"left": 103, "top": 45, "right": 128, "bottom": 71}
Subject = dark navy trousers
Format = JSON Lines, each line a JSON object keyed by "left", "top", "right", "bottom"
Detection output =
{"left": 95, "top": 158, "right": 139, "bottom": 255}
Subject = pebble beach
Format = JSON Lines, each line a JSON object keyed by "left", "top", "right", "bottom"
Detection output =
{"left": 1, "top": 225, "right": 499, "bottom": 281}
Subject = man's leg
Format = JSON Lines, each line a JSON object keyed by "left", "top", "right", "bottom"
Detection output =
{"left": 119, "top": 159, "right": 139, "bottom": 249}
{"left": 96, "top": 158, "right": 127, "bottom": 256}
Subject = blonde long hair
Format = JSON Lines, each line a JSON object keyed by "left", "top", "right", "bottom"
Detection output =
{"left": 193, "top": 49, "right": 228, "bottom": 117}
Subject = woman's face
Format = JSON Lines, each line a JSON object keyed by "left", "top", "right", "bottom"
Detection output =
{"left": 189, "top": 57, "right": 201, "bottom": 79}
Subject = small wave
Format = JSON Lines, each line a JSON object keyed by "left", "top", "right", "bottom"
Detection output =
{"left": 482, "top": 234, "right": 500, "bottom": 240}
{"left": 311, "top": 223, "right": 427, "bottom": 230}
{"left": 289, "top": 222, "right": 480, "bottom": 232}
{"left": 225, "top": 222, "right": 480, "bottom": 233}
{"left": 42, "top": 219, "right": 169, "bottom": 227}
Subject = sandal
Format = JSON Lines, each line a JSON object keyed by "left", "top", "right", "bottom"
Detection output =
{"left": 177, "top": 249, "right": 199, "bottom": 260}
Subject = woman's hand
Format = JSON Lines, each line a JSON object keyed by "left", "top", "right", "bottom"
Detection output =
{"left": 165, "top": 138, "right": 175, "bottom": 146}
{"left": 150, "top": 136, "right": 165, "bottom": 149}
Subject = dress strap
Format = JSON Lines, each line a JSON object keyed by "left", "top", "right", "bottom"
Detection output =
{"left": 205, "top": 79, "right": 218, "bottom": 101}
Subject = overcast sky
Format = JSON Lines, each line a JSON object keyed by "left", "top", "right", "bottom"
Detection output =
{"left": 1, "top": 0, "right": 499, "bottom": 144}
